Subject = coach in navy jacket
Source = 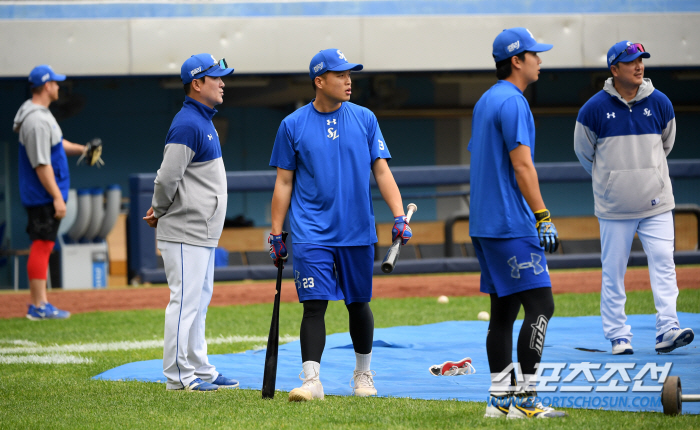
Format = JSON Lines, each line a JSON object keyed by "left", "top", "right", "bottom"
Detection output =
{"left": 574, "top": 41, "right": 693, "bottom": 356}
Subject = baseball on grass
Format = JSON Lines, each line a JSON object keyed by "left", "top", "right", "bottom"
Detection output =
{"left": 437, "top": 295, "right": 449, "bottom": 304}
{"left": 477, "top": 311, "right": 490, "bottom": 321}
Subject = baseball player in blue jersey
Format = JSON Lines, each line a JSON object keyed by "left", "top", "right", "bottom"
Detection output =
{"left": 470, "top": 28, "right": 566, "bottom": 419}
{"left": 268, "top": 48, "right": 412, "bottom": 402}
{"left": 575, "top": 41, "right": 694, "bottom": 356}
{"left": 143, "top": 54, "right": 239, "bottom": 392}
{"left": 13, "top": 65, "right": 88, "bottom": 320}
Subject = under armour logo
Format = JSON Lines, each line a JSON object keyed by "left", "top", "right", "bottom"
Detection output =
{"left": 607, "top": 112, "right": 615, "bottom": 119}
{"left": 337, "top": 50, "right": 346, "bottom": 60}
{"left": 294, "top": 270, "right": 301, "bottom": 289}
{"left": 508, "top": 254, "right": 545, "bottom": 279}
{"left": 643, "top": 108, "right": 652, "bottom": 117}
{"left": 327, "top": 119, "right": 337, "bottom": 125}
{"left": 207, "top": 134, "right": 213, "bottom": 140}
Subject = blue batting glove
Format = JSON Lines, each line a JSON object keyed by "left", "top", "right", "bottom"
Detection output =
{"left": 534, "top": 209, "right": 559, "bottom": 254}
{"left": 392, "top": 215, "right": 412, "bottom": 245}
{"left": 268, "top": 232, "right": 288, "bottom": 268}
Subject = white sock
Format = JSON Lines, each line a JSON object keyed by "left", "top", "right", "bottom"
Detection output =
{"left": 489, "top": 372, "right": 512, "bottom": 397}
{"left": 302, "top": 361, "right": 320, "bottom": 380}
{"left": 355, "top": 352, "right": 372, "bottom": 372}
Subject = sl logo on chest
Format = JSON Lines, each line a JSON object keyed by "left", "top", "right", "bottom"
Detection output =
{"left": 326, "top": 119, "right": 339, "bottom": 140}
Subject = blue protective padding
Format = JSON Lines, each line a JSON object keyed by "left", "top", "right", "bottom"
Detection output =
{"left": 2, "top": 1, "right": 698, "bottom": 20}
{"left": 94, "top": 313, "right": 699, "bottom": 414}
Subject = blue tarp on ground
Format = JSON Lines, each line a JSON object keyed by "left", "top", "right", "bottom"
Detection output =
{"left": 95, "top": 313, "right": 699, "bottom": 414}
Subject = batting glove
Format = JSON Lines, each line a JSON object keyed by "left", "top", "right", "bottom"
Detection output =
{"left": 392, "top": 215, "right": 412, "bottom": 245}
{"left": 534, "top": 209, "right": 559, "bottom": 253}
{"left": 268, "top": 232, "right": 288, "bottom": 268}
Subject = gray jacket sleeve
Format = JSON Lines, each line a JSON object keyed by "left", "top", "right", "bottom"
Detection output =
{"left": 22, "top": 114, "right": 53, "bottom": 168}
{"left": 662, "top": 118, "right": 676, "bottom": 157}
{"left": 574, "top": 120, "right": 597, "bottom": 176}
{"left": 152, "top": 143, "right": 195, "bottom": 218}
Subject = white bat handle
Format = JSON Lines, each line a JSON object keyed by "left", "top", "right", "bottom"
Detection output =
{"left": 405, "top": 203, "right": 418, "bottom": 223}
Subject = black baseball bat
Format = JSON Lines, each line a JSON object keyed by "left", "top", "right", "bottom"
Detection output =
{"left": 262, "top": 232, "right": 287, "bottom": 399}
{"left": 381, "top": 203, "right": 418, "bottom": 273}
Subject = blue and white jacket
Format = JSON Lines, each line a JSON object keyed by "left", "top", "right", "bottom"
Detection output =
{"left": 574, "top": 78, "right": 676, "bottom": 220}
{"left": 152, "top": 97, "right": 228, "bottom": 247}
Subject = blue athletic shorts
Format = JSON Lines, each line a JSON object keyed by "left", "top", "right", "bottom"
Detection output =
{"left": 472, "top": 236, "right": 551, "bottom": 297}
{"left": 292, "top": 244, "right": 374, "bottom": 304}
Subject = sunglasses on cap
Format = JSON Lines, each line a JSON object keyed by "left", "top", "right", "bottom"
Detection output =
{"left": 612, "top": 43, "right": 645, "bottom": 65}
{"left": 195, "top": 58, "right": 228, "bottom": 77}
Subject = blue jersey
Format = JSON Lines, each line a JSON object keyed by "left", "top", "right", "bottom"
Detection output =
{"left": 270, "top": 101, "right": 390, "bottom": 246}
{"left": 468, "top": 80, "right": 537, "bottom": 238}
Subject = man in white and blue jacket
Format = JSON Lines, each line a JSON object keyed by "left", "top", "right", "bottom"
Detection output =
{"left": 143, "top": 54, "right": 239, "bottom": 391}
{"left": 574, "top": 41, "right": 694, "bottom": 355}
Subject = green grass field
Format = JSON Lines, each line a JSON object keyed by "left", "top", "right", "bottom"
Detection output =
{"left": 1, "top": 285, "right": 699, "bottom": 429}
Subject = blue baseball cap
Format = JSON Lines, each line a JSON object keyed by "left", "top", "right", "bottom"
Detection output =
{"left": 607, "top": 41, "right": 650, "bottom": 68}
{"left": 180, "top": 53, "right": 234, "bottom": 84}
{"left": 309, "top": 49, "right": 363, "bottom": 80}
{"left": 28, "top": 65, "right": 66, "bottom": 88}
{"left": 492, "top": 27, "right": 553, "bottom": 62}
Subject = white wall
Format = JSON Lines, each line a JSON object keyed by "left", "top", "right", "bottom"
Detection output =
{"left": 2, "top": 13, "right": 699, "bottom": 77}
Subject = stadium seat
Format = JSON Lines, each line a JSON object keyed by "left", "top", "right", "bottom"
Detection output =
{"left": 560, "top": 239, "right": 601, "bottom": 254}
{"left": 463, "top": 242, "right": 476, "bottom": 257}
{"left": 245, "top": 251, "right": 274, "bottom": 266}
{"left": 418, "top": 243, "right": 464, "bottom": 258}
{"left": 376, "top": 245, "right": 418, "bottom": 261}
{"left": 228, "top": 252, "right": 244, "bottom": 266}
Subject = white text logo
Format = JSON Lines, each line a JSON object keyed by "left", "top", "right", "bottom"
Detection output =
{"left": 607, "top": 112, "right": 615, "bottom": 119}
{"left": 337, "top": 50, "right": 346, "bottom": 60}
{"left": 643, "top": 108, "right": 652, "bottom": 117}
{"left": 207, "top": 134, "right": 212, "bottom": 140}
{"left": 313, "top": 62, "right": 324, "bottom": 73}
{"left": 41, "top": 73, "right": 50, "bottom": 82}
{"left": 327, "top": 128, "right": 339, "bottom": 140}
{"left": 378, "top": 139, "right": 385, "bottom": 150}
{"left": 507, "top": 40, "right": 520, "bottom": 53}
{"left": 190, "top": 67, "right": 202, "bottom": 77}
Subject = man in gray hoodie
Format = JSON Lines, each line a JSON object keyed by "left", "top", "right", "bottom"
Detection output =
{"left": 13, "top": 65, "right": 86, "bottom": 320}
{"left": 574, "top": 41, "right": 694, "bottom": 355}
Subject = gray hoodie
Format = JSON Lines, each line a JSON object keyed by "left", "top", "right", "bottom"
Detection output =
{"left": 13, "top": 99, "right": 63, "bottom": 168}
{"left": 574, "top": 78, "right": 676, "bottom": 220}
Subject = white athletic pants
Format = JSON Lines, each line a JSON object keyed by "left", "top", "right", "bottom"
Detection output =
{"left": 599, "top": 211, "right": 680, "bottom": 341}
{"left": 159, "top": 241, "right": 218, "bottom": 389}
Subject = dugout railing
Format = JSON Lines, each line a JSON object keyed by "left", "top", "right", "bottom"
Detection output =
{"left": 128, "top": 160, "right": 700, "bottom": 283}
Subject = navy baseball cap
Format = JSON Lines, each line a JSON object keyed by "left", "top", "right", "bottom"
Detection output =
{"left": 492, "top": 27, "right": 553, "bottom": 62}
{"left": 28, "top": 65, "right": 66, "bottom": 88}
{"left": 309, "top": 49, "right": 363, "bottom": 80}
{"left": 180, "top": 53, "right": 234, "bottom": 84}
{"left": 607, "top": 41, "right": 650, "bottom": 68}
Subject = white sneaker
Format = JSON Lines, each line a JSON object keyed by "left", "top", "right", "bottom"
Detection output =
{"left": 351, "top": 370, "right": 377, "bottom": 397}
{"left": 611, "top": 338, "right": 633, "bottom": 355}
{"left": 656, "top": 328, "right": 694, "bottom": 353}
{"left": 288, "top": 370, "right": 324, "bottom": 402}
{"left": 484, "top": 394, "right": 511, "bottom": 418}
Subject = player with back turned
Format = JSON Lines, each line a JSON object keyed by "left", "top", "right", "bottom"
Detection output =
{"left": 468, "top": 28, "right": 567, "bottom": 419}
{"left": 268, "top": 49, "right": 412, "bottom": 402}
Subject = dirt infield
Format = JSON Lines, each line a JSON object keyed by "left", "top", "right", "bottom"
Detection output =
{"left": 1, "top": 266, "right": 699, "bottom": 319}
